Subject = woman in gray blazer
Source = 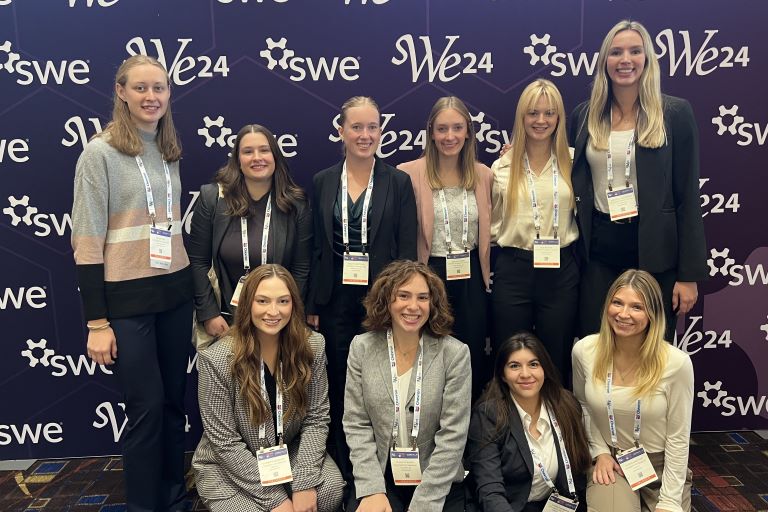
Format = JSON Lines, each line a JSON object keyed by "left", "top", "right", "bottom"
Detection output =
{"left": 193, "top": 264, "right": 343, "bottom": 512}
{"left": 343, "top": 260, "right": 471, "bottom": 512}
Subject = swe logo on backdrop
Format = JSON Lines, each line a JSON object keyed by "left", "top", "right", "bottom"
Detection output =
{"left": 260, "top": 37, "right": 360, "bottom": 82}
{"left": 0, "top": 41, "right": 90, "bottom": 86}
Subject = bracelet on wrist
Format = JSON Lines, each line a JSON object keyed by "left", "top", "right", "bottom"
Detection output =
{"left": 87, "top": 321, "right": 111, "bottom": 331}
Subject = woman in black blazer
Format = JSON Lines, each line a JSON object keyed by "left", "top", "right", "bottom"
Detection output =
{"left": 467, "top": 332, "right": 590, "bottom": 512}
{"left": 306, "top": 96, "right": 417, "bottom": 481}
{"left": 188, "top": 124, "right": 312, "bottom": 338}
{"left": 568, "top": 20, "right": 707, "bottom": 340}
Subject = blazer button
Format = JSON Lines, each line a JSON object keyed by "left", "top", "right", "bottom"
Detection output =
{"left": 409, "top": 406, "right": 415, "bottom": 412}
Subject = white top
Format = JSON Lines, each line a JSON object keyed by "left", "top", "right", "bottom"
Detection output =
{"left": 512, "top": 397, "right": 558, "bottom": 503}
{"left": 397, "top": 367, "right": 413, "bottom": 449}
{"left": 429, "top": 187, "right": 479, "bottom": 256}
{"left": 490, "top": 152, "right": 578, "bottom": 250}
{"left": 586, "top": 130, "right": 638, "bottom": 214}
{"left": 572, "top": 334, "right": 694, "bottom": 512}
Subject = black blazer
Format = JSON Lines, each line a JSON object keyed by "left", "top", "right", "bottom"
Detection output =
{"left": 568, "top": 95, "right": 707, "bottom": 282}
{"left": 466, "top": 401, "right": 586, "bottom": 512}
{"left": 307, "top": 158, "right": 417, "bottom": 312}
{"left": 188, "top": 183, "right": 313, "bottom": 322}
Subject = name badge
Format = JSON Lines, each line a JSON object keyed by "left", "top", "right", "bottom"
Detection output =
{"left": 533, "top": 238, "right": 560, "bottom": 269}
{"left": 257, "top": 445, "right": 293, "bottom": 486}
{"left": 230, "top": 276, "right": 245, "bottom": 307}
{"left": 149, "top": 227, "right": 172, "bottom": 269}
{"left": 390, "top": 447, "right": 422, "bottom": 486}
{"left": 446, "top": 251, "right": 471, "bottom": 280}
{"left": 342, "top": 252, "right": 369, "bottom": 286}
{"left": 606, "top": 186, "right": 638, "bottom": 221}
{"left": 616, "top": 445, "right": 658, "bottom": 491}
{"left": 543, "top": 493, "right": 579, "bottom": 512}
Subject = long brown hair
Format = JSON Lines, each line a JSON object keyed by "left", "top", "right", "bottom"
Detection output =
{"left": 99, "top": 55, "right": 182, "bottom": 161}
{"left": 230, "top": 264, "right": 314, "bottom": 427}
{"left": 214, "top": 124, "right": 306, "bottom": 216}
{"left": 476, "top": 332, "right": 591, "bottom": 473}
{"left": 423, "top": 96, "right": 478, "bottom": 190}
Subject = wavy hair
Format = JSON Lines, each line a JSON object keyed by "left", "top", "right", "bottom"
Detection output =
{"left": 592, "top": 269, "right": 669, "bottom": 398}
{"left": 423, "top": 96, "right": 478, "bottom": 190}
{"left": 99, "top": 55, "right": 182, "bottom": 161}
{"left": 362, "top": 260, "right": 453, "bottom": 338}
{"left": 230, "top": 264, "right": 314, "bottom": 427}
{"left": 214, "top": 124, "right": 306, "bottom": 216}
{"left": 587, "top": 20, "right": 666, "bottom": 150}
{"left": 503, "top": 79, "right": 573, "bottom": 218}
{"left": 475, "top": 332, "right": 591, "bottom": 473}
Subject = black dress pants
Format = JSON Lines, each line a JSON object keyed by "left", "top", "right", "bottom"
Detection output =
{"left": 111, "top": 299, "right": 193, "bottom": 512}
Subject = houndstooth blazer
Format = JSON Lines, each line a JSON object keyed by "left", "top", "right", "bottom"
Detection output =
{"left": 192, "top": 330, "right": 330, "bottom": 510}
{"left": 343, "top": 331, "right": 471, "bottom": 512}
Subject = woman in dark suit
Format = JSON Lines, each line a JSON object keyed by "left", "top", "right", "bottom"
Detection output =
{"left": 188, "top": 124, "right": 312, "bottom": 339}
{"left": 466, "top": 332, "right": 590, "bottom": 512}
{"left": 343, "top": 260, "right": 470, "bottom": 512}
{"left": 307, "top": 96, "right": 417, "bottom": 479}
{"left": 193, "top": 264, "right": 343, "bottom": 512}
{"left": 568, "top": 20, "right": 707, "bottom": 340}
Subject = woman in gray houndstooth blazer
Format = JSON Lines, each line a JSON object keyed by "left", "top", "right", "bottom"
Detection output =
{"left": 343, "top": 260, "right": 471, "bottom": 512}
{"left": 193, "top": 264, "right": 343, "bottom": 512}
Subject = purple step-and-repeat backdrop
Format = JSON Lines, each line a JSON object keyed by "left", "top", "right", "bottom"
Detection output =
{"left": 0, "top": 0, "right": 766, "bottom": 460}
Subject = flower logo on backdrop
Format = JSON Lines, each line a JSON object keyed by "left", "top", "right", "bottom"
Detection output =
{"left": 698, "top": 381, "right": 729, "bottom": 408}
{"left": 707, "top": 248, "right": 735, "bottom": 277}
{"left": 20, "top": 339, "right": 54, "bottom": 368}
{"left": 712, "top": 105, "right": 744, "bottom": 136}
{"left": 522, "top": 34, "right": 557, "bottom": 65}
{"left": 471, "top": 112, "right": 492, "bottom": 143}
{"left": 0, "top": 40, "right": 20, "bottom": 73}
{"left": 760, "top": 318, "right": 768, "bottom": 341}
{"left": 198, "top": 116, "right": 233, "bottom": 148}
{"left": 3, "top": 195, "right": 38, "bottom": 226}
{"left": 260, "top": 37, "right": 295, "bottom": 70}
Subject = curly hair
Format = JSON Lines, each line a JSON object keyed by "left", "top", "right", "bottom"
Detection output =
{"left": 230, "top": 264, "right": 314, "bottom": 427}
{"left": 362, "top": 260, "right": 453, "bottom": 338}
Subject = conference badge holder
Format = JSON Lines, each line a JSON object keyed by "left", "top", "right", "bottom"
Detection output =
{"left": 446, "top": 251, "right": 471, "bottom": 280}
{"left": 342, "top": 252, "right": 369, "bottom": 285}
{"left": 533, "top": 238, "right": 560, "bottom": 269}
{"left": 390, "top": 447, "right": 422, "bottom": 486}
{"left": 149, "top": 226, "right": 172, "bottom": 269}
{"left": 257, "top": 444, "right": 293, "bottom": 487}
{"left": 606, "top": 186, "right": 638, "bottom": 222}
{"left": 616, "top": 444, "right": 658, "bottom": 491}
{"left": 543, "top": 492, "right": 578, "bottom": 512}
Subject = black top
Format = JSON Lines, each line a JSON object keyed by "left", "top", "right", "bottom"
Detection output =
{"left": 263, "top": 362, "right": 278, "bottom": 436}
{"left": 332, "top": 188, "right": 373, "bottom": 257}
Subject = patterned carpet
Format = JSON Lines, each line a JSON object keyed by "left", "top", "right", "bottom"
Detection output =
{"left": 2, "top": 432, "right": 768, "bottom": 511}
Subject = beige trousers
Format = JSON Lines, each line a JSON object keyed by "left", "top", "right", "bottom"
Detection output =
{"left": 586, "top": 451, "right": 692, "bottom": 512}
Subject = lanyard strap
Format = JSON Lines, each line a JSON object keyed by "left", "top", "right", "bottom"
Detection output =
{"left": 239, "top": 193, "right": 272, "bottom": 272}
{"left": 341, "top": 160, "right": 375, "bottom": 253}
{"left": 523, "top": 153, "right": 559, "bottom": 239}
{"left": 437, "top": 188, "right": 469, "bottom": 253}
{"left": 522, "top": 404, "right": 577, "bottom": 498}
{"left": 258, "top": 360, "right": 284, "bottom": 445}
{"left": 386, "top": 329, "right": 423, "bottom": 449}
{"left": 606, "top": 371, "right": 641, "bottom": 448}
{"left": 135, "top": 156, "right": 173, "bottom": 228}
{"left": 606, "top": 111, "right": 636, "bottom": 190}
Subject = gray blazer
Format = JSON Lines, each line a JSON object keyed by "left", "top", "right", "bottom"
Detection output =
{"left": 193, "top": 331, "right": 330, "bottom": 510}
{"left": 343, "top": 331, "right": 471, "bottom": 512}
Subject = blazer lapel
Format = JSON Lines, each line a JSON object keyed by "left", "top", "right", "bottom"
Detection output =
{"left": 212, "top": 195, "right": 236, "bottom": 306}
{"left": 367, "top": 159, "right": 390, "bottom": 249}
{"left": 375, "top": 333, "right": 395, "bottom": 403}
{"left": 406, "top": 334, "right": 437, "bottom": 406}
{"left": 508, "top": 406, "right": 534, "bottom": 475}
{"left": 271, "top": 195, "right": 287, "bottom": 264}
{"left": 320, "top": 163, "right": 343, "bottom": 250}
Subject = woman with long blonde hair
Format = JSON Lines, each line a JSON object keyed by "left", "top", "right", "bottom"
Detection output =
{"left": 569, "top": 20, "right": 707, "bottom": 341}
{"left": 572, "top": 269, "right": 694, "bottom": 511}
{"left": 72, "top": 55, "right": 192, "bottom": 510}
{"left": 193, "top": 264, "right": 343, "bottom": 512}
{"left": 490, "top": 79, "right": 579, "bottom": 376}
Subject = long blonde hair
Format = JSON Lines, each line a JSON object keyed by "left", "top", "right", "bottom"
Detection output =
{"left": 592, "top": 269, "right": 669, "bottom": 398}
{"left": 505, "top": 79, "right": 573, "bottom": 217}
{"left": 587, "top": 20, "right": 665, "bottom": 150}
{"left": 99, "top": 55, "right": 182, "bottom": 161}
{"left": 423, "top": 96, "right": 477, "bottom": 190}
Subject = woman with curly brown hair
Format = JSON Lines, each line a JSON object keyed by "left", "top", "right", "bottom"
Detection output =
{"left": 193, "top": 264, "right": 343, "bottom": 512}
{"left": 343, "top": 260, "right": 471, "bottom": 512}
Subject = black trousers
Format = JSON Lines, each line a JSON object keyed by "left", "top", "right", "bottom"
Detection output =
{"left": 428, "top": 250, "right": 491, "bottom": 401}
{"left": 317, "top": 268, "right": 369, "bottom": 485}
{"left": 111, "top": 299, "right": 193, "bottom": 512}
{"left": 579, "top": 212, "right": 677, "bottom": 341}
{"left": 491, "top": 246, "right": 579, "bottom": 381}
